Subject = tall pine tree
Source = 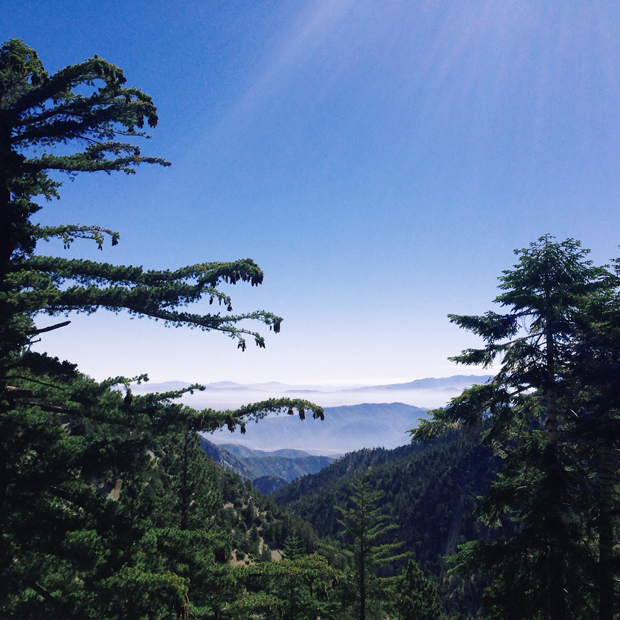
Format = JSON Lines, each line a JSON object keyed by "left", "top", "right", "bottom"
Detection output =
{"left": 563, "top": 260, "right": 620, "bottom": 620}
{"left": 413, "top": 236, "right": 607, "bottom": 619}
{"left": 0, "top": 38, "right": 325, "bottom": 618}
{"left": 335, "top": 473, "right": 408, "bottom": 620}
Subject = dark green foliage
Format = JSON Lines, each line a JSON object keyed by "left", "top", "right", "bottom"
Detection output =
{"left": 274, "top": 435, "right": 499, "bottom": 616}
{"left": 0, "top": 364, "right": 325, "bottom": 617}
{"left": 390, "top": 559, "right": 442, "bottom": 620}
{"left": 258, "top": 543, "right": 272, "bottom": 563}
{"left": 0, "top": 376, "right": 221, "bottom": 618}
{"left": 253, "top": 475, "right": 287, "bottom": 494}
{"left": 412, "top": 236, "right": 620, "bottom": 620}
{"left": 218, "top": 555, "right": 337, "bottom": 620}
{"left": 559, "top": 258, "right": 620, "bottom": 620}
{"left": 208, "top": 463, "right": 321, "bottom": 565}
{"left": 179, "top": 469, "right": 339, "bottom": 619}
{"left": 334, "top": 473, "right": 409, "bottom": 620}
{"left": 283, "top": 531, "right": 305, "bottom": 561}
{"left": 0, "top": 38, "right": 327, "bottom": 618}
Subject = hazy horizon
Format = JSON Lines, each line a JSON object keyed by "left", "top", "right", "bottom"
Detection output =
{"left": 130, "top": 373, "right": 491, "bottom": 410}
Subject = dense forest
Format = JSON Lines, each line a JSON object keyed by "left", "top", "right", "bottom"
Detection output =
{"left": 273, "top": 433, "right": 499, "bottom": 617}
{"left": 2, "top": 38, "right": 620, "bottom": 619}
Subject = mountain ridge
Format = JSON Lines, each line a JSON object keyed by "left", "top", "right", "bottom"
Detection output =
{"left": 341, "top": 374, "right": 492, "bottom": 392}
{"left": 207, "top": 401, "right": 428, "bottom": 453}
{"left": 131, "top": 374, "right": 493, "bottom": 395}
{"left": 199, "top": 438, "right": 336, "bottom": 488}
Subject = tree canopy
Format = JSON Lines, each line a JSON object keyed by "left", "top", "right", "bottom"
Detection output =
{"left": 335, "top": 473, "right": 409, "bottom": 620}
{"left": 0, "top": 38, "right": 325, "bottom": 618}
{"left": 413, "top": 236, "right": 620, "bottom": 620}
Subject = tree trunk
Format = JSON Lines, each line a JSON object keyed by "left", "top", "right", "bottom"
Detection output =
{"left": 359, "top": 489, "right": 366, "bottom": 620}
{"left": 599, "top": 440, "right": 614, "bottom": 620}
{"left": 545, "top": 292, "right": 566, "bottom": 620}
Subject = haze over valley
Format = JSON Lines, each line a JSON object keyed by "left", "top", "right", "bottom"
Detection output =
{"left": 133, "top": 375, "right": 491, "bottom": 453}
{"left": 133, "top": 374, "right": 491, "bottom": 411}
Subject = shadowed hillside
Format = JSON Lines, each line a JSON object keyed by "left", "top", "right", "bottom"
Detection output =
{"left": 200, "top": 437, "right": 336, "bottom": 487}
{"left": 273, "top": 432, "right": 501, "bottom": 617}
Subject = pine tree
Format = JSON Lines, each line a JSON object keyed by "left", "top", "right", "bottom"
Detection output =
{"left": 283, "top": 530, "right": 305, "bottom": 561}
{"left": 563, "top": 261, "right": 620, "bottom": 620}
{"left": 221, "top": 555, "right": 337, "bottom": 620}
{"left": 391, "top": 559, "right": 442, "bottom": 620}
{"left": 335, "top": 472, "right": 408, "bottom": 620}
{"left": 412, "top": 236, "right": 607, "bottom": 619}
{"left": 0, "top": 38, "right": 325, "bottom": 618}
{"left": 258, "top": 543, "right": 272, "bottom": 563}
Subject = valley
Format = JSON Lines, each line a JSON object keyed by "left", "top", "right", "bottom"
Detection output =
{"left": 199, "top": 437, "right": 337, "bottom": 493}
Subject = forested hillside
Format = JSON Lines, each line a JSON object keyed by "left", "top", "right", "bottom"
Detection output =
{"left": 274, "top": 433, "right": 500, "bottom": 616}
{"left": 208, "top": 460, "right": 320, "bottom": 562}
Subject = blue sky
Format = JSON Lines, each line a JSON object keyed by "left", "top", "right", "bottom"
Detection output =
{"left": 4, "top": 1, "right": 620, "bottom": 385}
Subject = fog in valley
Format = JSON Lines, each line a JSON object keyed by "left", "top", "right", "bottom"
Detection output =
{"left": 132, "top": 376, "right": 491, "bottom": 454}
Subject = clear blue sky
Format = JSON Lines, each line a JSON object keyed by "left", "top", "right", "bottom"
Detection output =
{"left": 4, "top": 1, "right": 620, "bottom": 385}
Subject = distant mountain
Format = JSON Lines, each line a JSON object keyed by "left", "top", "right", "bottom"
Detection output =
{"left": 130, "top": 375, "right": 492, "bottom": 398}
{"left": 208, "top": 402, "right": 428, "bottom": 453}
{"left": 343, "top": 374, "right": 492, "bottom": 392}
{"left": 221, "top": 444, "right": 321, "bottom": 460}
{"left": 200, "top": 438, "right": 335, "bottom": 484}
{"left": 245, "top": 455, "right": 334, "bottom": 482}
{"left": 199, "top": 437, "right": 255, "bottom": 479}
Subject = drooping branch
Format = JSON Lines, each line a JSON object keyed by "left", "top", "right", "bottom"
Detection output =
{"left": 10, "top": 256, "right": 280, "bottom": 348}
{"left": 190, "top": 397, "right": 325, "bottom": 434}
{"left": 16, "top": 256, "right": 265, "bottom": 288}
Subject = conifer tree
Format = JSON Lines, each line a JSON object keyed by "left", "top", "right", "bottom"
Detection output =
{"left": 221, "top": 555, "right": 337, "bottom": 620}
{"left": 283, "top": 530, "right": 305, "bottom": 561}
{"left": 0, "top": 38, "right": 325, "bottom": 618}
{"left": 563, "top": 261, "right": 620, "bottom": 620}
{"left": 412, "top": 236, "right": 607, "bottom": 619}
{"left": 258, "top": 543, "right": 272, "bottom": 563}
{"left": 391, "top": 558, "right": 442, "bottom": 620}
{"left": 335, "top": 473, "right": 408, "bottom": 620}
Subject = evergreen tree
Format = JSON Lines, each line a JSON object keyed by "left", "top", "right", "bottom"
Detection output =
{"left": 391, "top": 558, "right": 442, "bottom": 620}
{"left": 283, "top": 530, "right": 305, "bottom": 560}
{"left": 412, "top": 236, "right": 607, "bottom": 619}
{"left": 258, "top": 543, "right": 272, "bottom": 563}
{"left": 0, "top": 38, "right": 325, "bottom": 618}
{"left": 335, "top": 473, "right": 408, "bottom": 620}
{"left": 563, "top": 261, "right": 620, "bottom": 620}
{"left": 221, "top": 555, "right": 337, "bottom": 620}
